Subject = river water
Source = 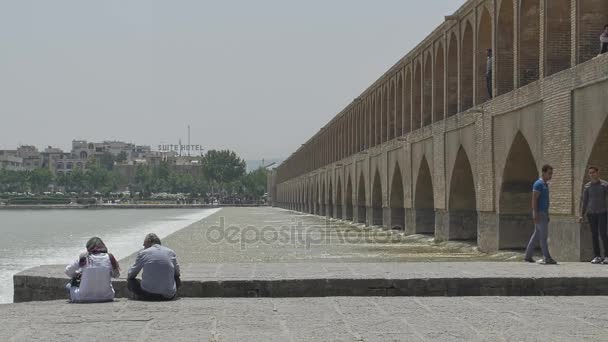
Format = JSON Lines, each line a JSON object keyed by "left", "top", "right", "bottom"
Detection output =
{"left": 0, "top": 208, "right": 219, "bottom": 303}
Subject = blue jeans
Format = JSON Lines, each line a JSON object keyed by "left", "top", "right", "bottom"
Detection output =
{"left": 525, "top": 212, "right": 552, "bottom": 260}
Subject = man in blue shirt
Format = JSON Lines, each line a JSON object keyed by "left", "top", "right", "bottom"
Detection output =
{"left": 525, "top": 165, "right": 557, "bottom": 264}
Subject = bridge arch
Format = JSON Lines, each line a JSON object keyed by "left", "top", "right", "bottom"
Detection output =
{"left": 356, "top": 172, "right": 367, "bottom": 224}
{"left": 423, "top": 51, "right": 433, "bottom": 126}
{"left": 496, "top": 0, "right": 515, "bottom": 96}
{"left": 371, "top": 168, "right": 383, "bottom": 226}
{"left": 498, "top": 132, "right": 537, "bottom": 249}
{"left": 477, "top": 6, "right": 492, "bottom": 103}
{"left": 434, "top": 42, "right": 445, "bottom": 121}
{"left": 336, "top": 175, "right": 343, "bottom": 219}
{"left": 447, "top": 32, "right": 458, "bottom": 116}
{"left": 320, "top": 180, "right": 326, "bottom": 216}
{"left": 404, "top": 67, "right": 412, "bottom": 133}
{"left": 389, "top": 163, "right": 405, "bottom": 230}
{"left": 389, "top": 81, "right": 396, "bottom": 140}
{"left": 396, "top": 74, "right": 403, "bottom": 136}
{"left": 545, "top": 0, "right": 571, "bottom": 76}
{"left": 376, "top": 91, "right": 383, "bottom": 145}
{"left": 578, "top": 0, "right": 608, "bottom": 64}
{"left": 448, "top": 146, "right": 477, "bottom": 240}
{"left": 461, "top": 19, "right": 474, "bottom": 111}
{"left": 328, "top": 178, "right": 334, "bottom": 218}
{"left": 413, "top": 59, "right": 422, "bottom": 129}
{"left": 414, "top": 156, "right": 435, "bottom": 234}
{"left": 345, "top": 174, "right": 354, "bottom": 220}
{"left": 519, "top": 0, "right": 540, "bottom": 86}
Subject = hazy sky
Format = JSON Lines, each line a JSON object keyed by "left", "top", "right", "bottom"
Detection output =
{"left": 0, "top": 0, "right": 464, "bottom": 160}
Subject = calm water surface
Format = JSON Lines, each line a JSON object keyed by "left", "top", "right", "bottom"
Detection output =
{"left": 0, "top": 208, "right": 219, "bottom": 303}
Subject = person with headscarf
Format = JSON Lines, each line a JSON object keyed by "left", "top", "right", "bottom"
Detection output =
{"left": 65, "top": 237, "right": 120, "bottom": 303}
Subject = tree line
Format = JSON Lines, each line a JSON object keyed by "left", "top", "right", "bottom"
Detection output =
{"left": 0, "top": 150, "right": 268, "bottom": 200}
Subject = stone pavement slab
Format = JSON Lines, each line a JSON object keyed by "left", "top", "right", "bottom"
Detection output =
{"left": 1, "top": 296, "right": 608, "bottom": 341}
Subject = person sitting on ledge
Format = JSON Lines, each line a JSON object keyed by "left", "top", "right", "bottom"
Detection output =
{"left": 127, "top": 233, "right": 181, "bottom": 301}
{"left": 65, "top": 237, "right": 120, "bottom": 303}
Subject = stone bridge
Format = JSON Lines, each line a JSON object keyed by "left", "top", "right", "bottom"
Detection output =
{"left": 270, "top": 0, "right": 608, "bottom": 261}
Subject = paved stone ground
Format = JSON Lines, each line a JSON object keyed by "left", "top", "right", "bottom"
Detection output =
{"left": 121, "top": 207, "right": 520, "bottom": 266}
{"left": 1, "top": 297, "right": 608, "bottom": 341}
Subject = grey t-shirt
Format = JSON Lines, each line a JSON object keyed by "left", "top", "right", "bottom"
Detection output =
{"left": 127, "top": 244, "right": 180, "bottom": 298}
{"left": 581, "top": 180, "right": 608, "bottom": 215}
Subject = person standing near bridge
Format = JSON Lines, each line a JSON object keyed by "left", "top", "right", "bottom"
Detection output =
{"left": 486, "top": 48, "right": 492, "bottom": 98}
{"left": 579, "top": 166, "right": 608, "bottom": 264}
{"left": 525, "top": 165, "right": 557, "bottom": 265}
{"left": 600, "top": 24, "right": 608, "bottom": 55}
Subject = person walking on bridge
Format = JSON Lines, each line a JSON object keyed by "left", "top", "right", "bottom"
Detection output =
{"left": 579, "top": 166, "right": 608, "bottom": 264}
{"left": 525, "top": 165, "right": 557, "bottom": 265}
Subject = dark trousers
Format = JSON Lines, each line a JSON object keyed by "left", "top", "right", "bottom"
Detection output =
{"left": 127, "top": 278, "right": 180, "bottom": 301}
{"left": 601, "top": 42, "right": 608, "bottom": 55}
{"left": 486, "top": 72, "right": 492, "bottom": 98}
{"left": 587, "top": 213, "right": 608, "bottom": 258}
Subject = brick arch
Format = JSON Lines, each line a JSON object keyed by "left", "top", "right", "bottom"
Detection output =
{"left": 345, "top": 172, "right": 354, "bottom": 220}
{"left": 336, "top": 174, "right": 343, "bottom": 219}
{"left": 423, "top": 51, "right": 433, "bottom": 126}
{"left": 414, "top": 156, "right": 435, "bottom": 234}
{"left": 434, "top": 41, "right": 445, "bottom": 121}
{"left": 389, "top": 162, "right": 405, "bottom": 230}
{"left": 404, "top": 66, "right": 413, "bottom": 133}
{"left": 413, "top": 59, "right": 423, "bottom": 129}
{"left": 371, "top": 168, "right": 384, "bottom": 226}
{"left": 461, "top": 19, "right": 474, "bottom": 111}
{"left": 356, "top": 171, "right": 367, "bottom": 223}
{"left": 448, "top": 146, "right": 478, "bottom": 241}
{"left": 498, "top": 131, "right": 537, "bottom": 249}
{"left": 381, "top": 85, "right": 389, "bottom": 143}
{"left": 319, "top": 178, "right": 326, "bottom": 216}
{"left": 388, "top": 80, "right": 396, "bottom": 140}
{"left": 496, "top": 0, "right": 515, "bottom": 96}
{"left": 376, "top": 90, "right": 383, "bottom": 145}
{"left": 545, "top": 0, "right": 571, "bottom": 76}
{"left": 578, "top": 0, "right": 608, "bottom": 64}
{"left": 447, "top": 32, "right": 459, "bottom": 116}
{"left": 396, "top": 74, "right": 403, "bottom": 136}
{"left": 477, "top": 6, "right": 492, "bottom": 103}
{"left": 583, "top": 116, "right": 608, "bottom": 193}
{"left": 327, "top": 177, "right": 334, "bottom": 217}
{"left": 519, "top": 0, "right": 540, "bottom": 86}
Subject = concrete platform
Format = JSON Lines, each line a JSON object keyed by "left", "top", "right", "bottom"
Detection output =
{"left": 2, "top": 296, "right": 608, "bottom": 341}
{"left": 14, "top": 262, "right": 608, "bottom": 302}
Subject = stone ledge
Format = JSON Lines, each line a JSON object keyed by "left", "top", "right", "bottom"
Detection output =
{"left": 13, "top": 262, "right": 608, "bottom": 302}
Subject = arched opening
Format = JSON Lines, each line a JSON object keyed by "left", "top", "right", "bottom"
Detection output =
{"left": 545, "top": 0, "right": 571, "bottom": 76}
{"left": 328, "top": 180, "right": 334, "bottom": 218}
{"left": 357, "top": 173, "right": 366, "bottom": 224}
{"left": 448, "top": 147, "right": 477, "bottom": 240}
{"left": 496, "top": 0, "right": 515, "bottom": 96}
{"left": 477, "top": 7, "right": 492, "bottom": 103}
{"left": 498, "top": 132, "right": 537, "bottom": 249}
{"left": 345, "top": 175, "right": 354, "bottom": 220}
{"left": 310, "top": 185, "right": 315, "bottom": 214}
{"left": 369, "top": 98, "right": 376, "bottom": 148}
{"left": 371, "top": 170, "right": 383, "bottom": 226}
{"left": 382, "top": 87, "right": 389, "bottom": 143}
{"left": 434, "top": 43, "right": 445, "bottom": 120}
{"left": 447, "top": 32, "right": 459, "bottom": 116}
{"left": 404, "top": 69, "right": 412, "bottom": 133}
{"left": 336, "top": 178, "right": 343, "bottom": 219}
{"left": 414, "top": 157, "right": 435, "bottom": 234}
{"left": 376, "top": 92, "right": 382, "bottom": 145}
{"left": 396, "top": 76, "right": 403, "bottom": 136}
{"left": 390, "top": 164, "right": 405, "bottom": 230}
{"left": 79, "top": 151, "right": 88, "bottom": 159}
{"left": 519, "top": 0, "right": 540, "bottom": 86}
{"left": 320, "top": 181, "right": 326, "bottom": 216}
{"left": 461, "top": 21, "right": 474, "bottom": 111}
{"left": 389, "top": 83, "right": 396, "bottom": 140}
{"left": 413, "top": 60, "right": 422, "bottom": 129}
{"left": 578, "top": 0, "right": 608, "bottom": 64}
{"left": 423, "top": 52, "right": 433, "bottom": 126}
{"left": 313, "top": 184, "right": 318, "bottom": 215}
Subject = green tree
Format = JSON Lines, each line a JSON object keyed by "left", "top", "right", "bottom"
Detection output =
{"left": 28, "top": 168, "right": 54, "bottom": 193}
{"left": 201, "top": 150, "right": 246, "bottom": 186}
{"left": 115, "top": 151, "right": 128, "bottom": 163}
{"left": 99, "top": 152, "right": 116, "bottom": 171}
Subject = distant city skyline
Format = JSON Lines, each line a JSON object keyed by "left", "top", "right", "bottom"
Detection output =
{"left": 0, "top": 0, "right": 464, "bottom": 160}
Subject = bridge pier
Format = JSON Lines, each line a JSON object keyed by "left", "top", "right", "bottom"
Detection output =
{"left": 388, "top": 207, "right": 405, "bottom": 230}
{"left": 436, "top": 210, "right": 478, "bottom": 242}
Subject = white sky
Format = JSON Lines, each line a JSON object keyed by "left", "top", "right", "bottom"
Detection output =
{"left": 0, "top": 0, "right": 465, "bottom": 160}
